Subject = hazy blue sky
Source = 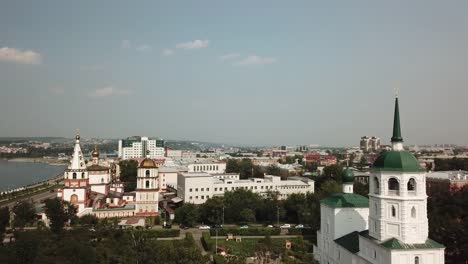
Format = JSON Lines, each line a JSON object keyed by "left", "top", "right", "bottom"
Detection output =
{"left": 1, "top": 0, "right": 468, "bottom": 146}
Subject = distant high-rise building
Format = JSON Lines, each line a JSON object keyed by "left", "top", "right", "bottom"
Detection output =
{"left": 360, "top": 136, "right": 381, "bottom": 152}
{"left": 118, "top": 136, "right": 165, "bottom": 160}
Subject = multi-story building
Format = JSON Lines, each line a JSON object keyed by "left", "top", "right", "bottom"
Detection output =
{"left": 177, "top": 173, "right": 314, "bottom": 204}
{"left": 187, "top": 161, "right": 226, "bottom": 174}
{"left": 314, "top": 96, "right": 445, "bottom": 264}
{"left": 360, "top": 136, "right": 381, "bottom": 152}
{"left": 118, "top": 136, "right": 165, "bottom": 159}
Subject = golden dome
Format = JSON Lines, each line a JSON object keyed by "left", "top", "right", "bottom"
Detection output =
{"left": 140, "top": 158, "right": 157, "bottom": 168}
{"left": 91, "top": 145, "right": 99, "bottom": 158}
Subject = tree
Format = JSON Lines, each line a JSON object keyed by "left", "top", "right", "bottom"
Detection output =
{"left": 78, "top": 214, "right": 98, "bottom": 226}
{"left": 322, "top": 164, "right": 343, "bottom": 181}
{"left": 44, "top": 198, "right": 76, "bottom": 235}
{"left": 175, "top": 203, "right": 199, "bottom": 227}
{"left": 226, "top": 159, "right": 240, "bottom": 173}
{"left": 223, "top": 189, "right": 261, "bottom": 223}
{"left": 119, "top": 160, "right": 138, "bottom": 192}
{"left": 319, "top": 180, "right": 342, "bottom": 197}
{"left": 267, "top": 165, "right": 281, "bottom": 176}
{"left": 12, "top": 200, "right": 36, "bottom": 228}
{"left": 0, "top": 207, "right": 10, "bottom": 240}
{"left": 240, "top": 208, "right": 256, "bottom": 223}
{"left": 199, "top": 196, "right": 224, "bottom": 225}
{"left": 239, "top": 158, "right": 254, "bottom": 179}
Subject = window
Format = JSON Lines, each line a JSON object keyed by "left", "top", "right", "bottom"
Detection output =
{"left": 190, "top": 188, "right": 193, "bottom": 192}
{"left": 195, "top": 196, "right": 198, "bottom": 199}
{"left": 201, "top": 195, "right": 204, "bottom": 199}
{"left": 146, "top": 180, "right": 150, "bottom": 188}
{"left": 72, "top": 173, "right": 77, "bottom": 179}
{"left": 391, "top": 205, "right": 396, "bottom": 217}
{"left": 195, "top": 188, "right": 198, "bottom": 192}
{"left": 207, "top": 195, "right": 209, "bottom": 198}
{"left": 81, "top": 172, "right": 85, "bottom": 179}
{"left": 214, "top": 188, "right": 217, "bottom": 191}
{"left": 189, "top": 196, "right": 192, "bottom": 199}
{"left": 408, "top": 178, "right": 416, "bottom": 192}
{"left": 374, "top": 177, "right": 380, "bottom": 194}
{"left": 373, "top": 250, "right": 377, "bottom": 259}
{"left": 411, "top": 206, "right": 416, "bottom": 218}
{"left": 415, "top": 256, "right": 420, "bottom": 264}
{"left": 388, "top": 178, "right": 399, "bottom": 194}
{"left": 201, "top": 188, "right": 204, "bottom": 191}
{"left": 146, "top": 170, "right": 150, "bottom": 177}
{"left": 207, "top": 188, "right": 209, "bottom": 191}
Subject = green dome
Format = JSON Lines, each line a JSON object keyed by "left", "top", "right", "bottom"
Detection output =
{"left": 372, "top": 150, "right": 421, "bottom": 172}
{"left": 342, "top": 167, "right": 355, "bottom": 183}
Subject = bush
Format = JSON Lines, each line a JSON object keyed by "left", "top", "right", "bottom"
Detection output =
{"left": 287, "top": 228, "right": 315, "bottom": 236}
{"left": 131, "top": 228, "right": 180, "bottom": 238}
{"left": 209, "top": 227, "right": 280, "bottom": 237}
{"left": 201, "top": 232, "right": 213, "bottom": 251}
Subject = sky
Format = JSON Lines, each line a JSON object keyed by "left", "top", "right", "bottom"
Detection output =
{"left": 1, "top": 0, "right": 468, "bottom": 147}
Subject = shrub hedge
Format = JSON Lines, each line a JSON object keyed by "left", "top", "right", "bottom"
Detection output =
{"left": 131, "top": 228, "right": 180, "bottom": 238}
{"left": 209, "top": 227, "right": 281, "bottom": 236}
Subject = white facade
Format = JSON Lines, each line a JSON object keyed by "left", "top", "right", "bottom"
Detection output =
{"left": 188, "top": 162, "right": 226, "bottom": 174}
{"left": 118, "top": 136, "right": 165, "bottom": 159}
{"left": 135, "top": 161, "right": 159, "bottom": 215}
{"left": 158, "top": 167, "right": 178, "bottom": 191}
{"left": 177, "top": 173, "right": 314, "bottom": 204}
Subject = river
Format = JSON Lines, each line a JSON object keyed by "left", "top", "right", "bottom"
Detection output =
{"left": 0, "top": 160, "right": 66, "bottom": 192}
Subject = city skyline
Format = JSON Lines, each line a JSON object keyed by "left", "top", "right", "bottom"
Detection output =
{"left": 1, "top": 1, "right": 468, "bottom": 146}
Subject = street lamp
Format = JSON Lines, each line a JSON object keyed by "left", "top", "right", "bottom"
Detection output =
{"left": 276, "top": 205, "right": 280, "bottom": 226}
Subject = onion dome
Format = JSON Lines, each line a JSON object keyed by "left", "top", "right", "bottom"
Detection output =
{"left": 91, "top": 147, "right": 99, "bottom": 158}
{"left": 140, "top": 158, "right": 157, "bottom": 168}
{"left": 342, "top": 167, "right": 355, "bottom": 183}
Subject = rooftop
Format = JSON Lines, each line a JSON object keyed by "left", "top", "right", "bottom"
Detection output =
{"left": 321, "top": 193, "right": 369, "bottom": 208}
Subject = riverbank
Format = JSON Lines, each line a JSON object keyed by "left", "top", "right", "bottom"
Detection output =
{"left": 2, "top": 157, "right": 68, "bottom": 166}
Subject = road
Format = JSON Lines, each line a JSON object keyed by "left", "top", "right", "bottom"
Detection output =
{"left": 2, "top": 188, "right": 58, "bottom": 208}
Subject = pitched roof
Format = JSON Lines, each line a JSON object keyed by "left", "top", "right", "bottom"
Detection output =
{"left": 380, "top": 238, "right": 444, "bottom": 250}
{"left": 87, "top": 164, "right": 110, "bottom": 171}
{"left": 335, "top": 231, "right": 360, "bottom": 253}
{"left": 321, "top": 193, "right": 369, "bottom": 208}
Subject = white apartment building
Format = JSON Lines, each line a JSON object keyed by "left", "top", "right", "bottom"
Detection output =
{"left": 118, "top": 136, "right": 165, "bottom": 159}
{"left": 360, "top": 136, "right": 381, "bottom": 152}
{"left": 177, "top": 173, "right": 314, "bottom": 204}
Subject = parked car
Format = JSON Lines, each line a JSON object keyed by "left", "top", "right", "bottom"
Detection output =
{"left": 179, "top": 225, "right": 190, "bottom": 230}
{"left": 213, "top": 224, "right": 223, "bottom": 228}
{"left": 295, "top": 224, "right": 304, "bottom": 229}
{"left": 239, "top": 225, "right": 249, "bottom": 229}
{"left": 266, "top": 225, "right": 274, "bottom": 228}
{"left": 199, "top": 225, "right": 211, "bottom": 230}
{"left": 280, "top": 224, "right": 291, "bottom": 229}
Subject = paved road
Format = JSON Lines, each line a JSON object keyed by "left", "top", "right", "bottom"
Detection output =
{"left": 2, "top": 188, "right": 58, "bottom": 208}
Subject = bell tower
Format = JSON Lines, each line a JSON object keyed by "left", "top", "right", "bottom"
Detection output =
{"left": 368, "top": 96, "right": 429, "bottom": 244}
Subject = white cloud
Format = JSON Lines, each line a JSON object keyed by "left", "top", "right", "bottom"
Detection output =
{"left": 176, "top": 40, "right": 209, "bottom": 50}
{"left": 121, "top": 40, "right": 131, "bottom": 49}
{"left": 220, "top": 53, "right": 240, "bottom": 60}
{"left": 162, "top": 49, "right": 174, "bottom": 56}
{"left": 48, "top": 87, "right": 65, "bottom": 95}
{"left": 136, "top": 44, "right": 152, "bottom": 52}
{"left": 88, "top": 86, "right": 131, "bottom": 98}
{"left": 235, "top": 55, "right": 276, "bottom": 66}
{"left": 0, "top": 47, "right": 42, "bottom": 64}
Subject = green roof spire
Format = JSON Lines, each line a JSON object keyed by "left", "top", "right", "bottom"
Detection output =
{"left": 391, "top": 96, "right": 403, "bottom": 143}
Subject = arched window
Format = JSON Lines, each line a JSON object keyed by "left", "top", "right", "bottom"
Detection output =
{"left": 374, "top": 203, "right": 378, "bottom": 215}
{"left": 146, "top": 180, "right": 150, "bottom": 188}
{"left": 408, "top": 178, "right": 416, "bottom": 192}
{"left": 391, "top": 206, "right": 396, "bottom": 217}
{"left": 70, "top": 194, "right": 78, "bottom": 204}
{"left": 415, "top": 256, "right": 420, "bottom": 264}
{"left": 72, "top": 172, "right": 77, "bottom": 179}
{"left": 81, "top": 172, "right": 85, "bottom": 179}
{"left": 146, "top": 170, "right": 150, "bottom": 177}
{"left": 374, "top": 177, "right": 380, "bottom": 194}
{"left": 388, "top": 178, "right": 399, "bottom": 194}
{"left": 411, "top": 207, "right": 416, "bottom": 218}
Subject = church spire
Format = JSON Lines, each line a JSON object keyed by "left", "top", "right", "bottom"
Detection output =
{"left": 391, "top": 93, "right": 404, "bottom": 151}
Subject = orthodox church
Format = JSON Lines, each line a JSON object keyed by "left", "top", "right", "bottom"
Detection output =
{"left": 313, "top": 96, "right": 445, "bottom": 264}
{"left": 58, "top": 134, "right": 160, "bottom": 218}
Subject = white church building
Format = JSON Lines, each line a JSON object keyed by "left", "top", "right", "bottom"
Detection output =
{"left": 314, "top": 96, "right": 445, "bottom": 264}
